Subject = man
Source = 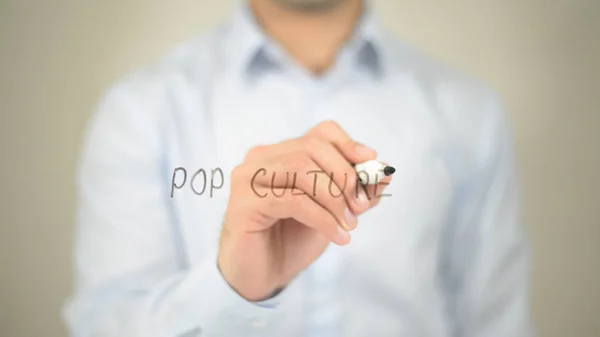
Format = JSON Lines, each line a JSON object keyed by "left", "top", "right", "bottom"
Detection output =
{"left": 63, "top": 0, "right": 534, "bottom": 336}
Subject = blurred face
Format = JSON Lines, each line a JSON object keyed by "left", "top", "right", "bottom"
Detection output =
{"left": 272, "top": 0, "right": 349, "bottom": 12}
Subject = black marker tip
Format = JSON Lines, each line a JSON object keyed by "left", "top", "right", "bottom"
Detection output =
{"left": 383, "top": 166, "right": 396, "bottom": 176}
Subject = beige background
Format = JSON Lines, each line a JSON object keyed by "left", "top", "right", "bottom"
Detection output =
{"left": 1, "top": 0, "right": 599, "bottom": 336}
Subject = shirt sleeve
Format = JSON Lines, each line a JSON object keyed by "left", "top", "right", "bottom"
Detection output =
{"left": 62, "top": 76, "right": 290, "bottom": 337}
{"left": 441, "top": 94, "right": 535, "bottom": 337}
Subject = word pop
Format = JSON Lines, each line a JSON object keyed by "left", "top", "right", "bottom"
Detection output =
{"left": 171, "top": 167, "right": 224, "bottom": 198}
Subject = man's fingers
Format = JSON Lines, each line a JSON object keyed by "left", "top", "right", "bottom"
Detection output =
{"left": 243, "top": 139, "right": 297, "bottom": 164}
{"left": 237, "top": 121, "right": 390, "bottom": 235}
{"left": 248, "top": 154, "right": 357, "bottom": 231}
{"left": 306, "top": 120, "right": 377, "bottom": 164}
{"left": 244, "top": 136, "right": 373, "bottom": 216}
{"left": 245, "top": 121, "right": 377, "bottom": 165}
{"left": 362, "top": 174, "right": 393, "bottom": 207}
{"left": 256, "top": 187, "right": 351, "bottom": 246}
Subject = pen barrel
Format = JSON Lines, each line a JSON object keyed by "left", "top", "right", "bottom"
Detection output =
{"left": 356, "top": 171, "right": 385, "bottom": 185}
{"left": 354, "top": 160, "right": 386, "bottom": 185}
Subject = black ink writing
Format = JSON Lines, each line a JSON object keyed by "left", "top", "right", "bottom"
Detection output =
{"left": 328, "top": 172, "right": 347, "bottom": 198}
{"left": 251, "top": 168, "right": 267, "bottom": 198}
{"left": 170, "top": 166, "right": 224, "bottom": 198}
{"left": 171, "top": 167, "right": 187, "bottom": 198}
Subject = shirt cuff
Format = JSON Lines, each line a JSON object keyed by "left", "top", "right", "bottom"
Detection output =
{"left": 173, "top": 250, "right": 290, "bottom": 336}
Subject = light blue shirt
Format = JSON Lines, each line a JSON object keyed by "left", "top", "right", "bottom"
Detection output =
{"left": 63, "top": 2, "right": 534, "bottom": 337}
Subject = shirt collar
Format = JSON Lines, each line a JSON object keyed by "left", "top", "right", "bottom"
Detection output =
{"left": 224, "top": 0, "right": 386, "bottom": 81}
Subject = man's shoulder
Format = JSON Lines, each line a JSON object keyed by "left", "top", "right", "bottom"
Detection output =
{"left": 383, "top": 31, "right": 501, "bottom": 112}
{"left": 382, "top": 32, "right": 511, "bottom": 165}
{"left": 102, "top": 24, "right": 229, "bottom": 102}
{"left": 87, "top": 26, "right": 228, "bottom": 141}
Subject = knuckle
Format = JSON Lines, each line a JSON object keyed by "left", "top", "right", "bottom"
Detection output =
{"left": 303, "top": 136, "right": 322, "bottom": 152}
{"left": 233, "top": 164, "right": 266, "bottom": 187}
{"left": 280, "top": 154, "right": 298, "bottom": 170}
{"left": 319, "top": 120, "right": 340, "bottom": 131}
{"left": 231, "top": 164, "right": 245, "bottom": 182}
{"left": 246, "top": 145, "right": 267, "bottom": 160}
{"left": 287, "top": 154, "right": 311, "bottom": 173}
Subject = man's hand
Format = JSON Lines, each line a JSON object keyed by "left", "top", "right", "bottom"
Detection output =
{"left": 217, "top": 121, "right": 392, "bottom": 301}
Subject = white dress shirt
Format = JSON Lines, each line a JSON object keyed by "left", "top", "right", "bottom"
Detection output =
{"left": 63, "top": 2, "right": 534, "bottom": 337}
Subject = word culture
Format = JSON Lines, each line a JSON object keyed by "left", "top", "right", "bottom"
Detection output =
{"left": 170, "top": 167, "right": 393, "bottom": 199}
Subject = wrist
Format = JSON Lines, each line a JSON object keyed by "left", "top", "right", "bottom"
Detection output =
{"left": 217, "top": 234, "right": 280, "bottom": 302}
{"left": 217, "top": 259, "right": 279, "bottom": 301}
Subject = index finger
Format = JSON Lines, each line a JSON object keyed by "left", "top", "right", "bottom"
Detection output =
{"left": 306, "top": 120, "right": 377, "bottom": 164}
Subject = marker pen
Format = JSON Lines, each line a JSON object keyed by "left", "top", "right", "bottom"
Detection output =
{"left": 354, "top": 160, "right": 395, "bottom": 185}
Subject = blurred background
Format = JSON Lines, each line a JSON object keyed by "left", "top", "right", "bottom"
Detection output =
{"left": 1, "top": 0, "right": 599, "bottom": 336}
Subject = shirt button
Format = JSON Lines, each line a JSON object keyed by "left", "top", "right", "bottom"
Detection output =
{"left": 252, "top": 318, "right": 267, "bottom": 329}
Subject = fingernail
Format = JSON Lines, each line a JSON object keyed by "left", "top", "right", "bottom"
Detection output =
{"left": 355, "top": 143, "right": 376, "bottom": 158}
{"left": 335, "top": 226, "right": 351, "bottom": 245}
{"left": 343, "top": 208, "right": 357, "bottom": 230}
{"left": 355, "top": 187, "right": 370, "bottom": 209}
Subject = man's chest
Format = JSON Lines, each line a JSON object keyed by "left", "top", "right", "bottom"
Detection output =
{"left": 167, "top": 79, "right": 455, "bottom": 334}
